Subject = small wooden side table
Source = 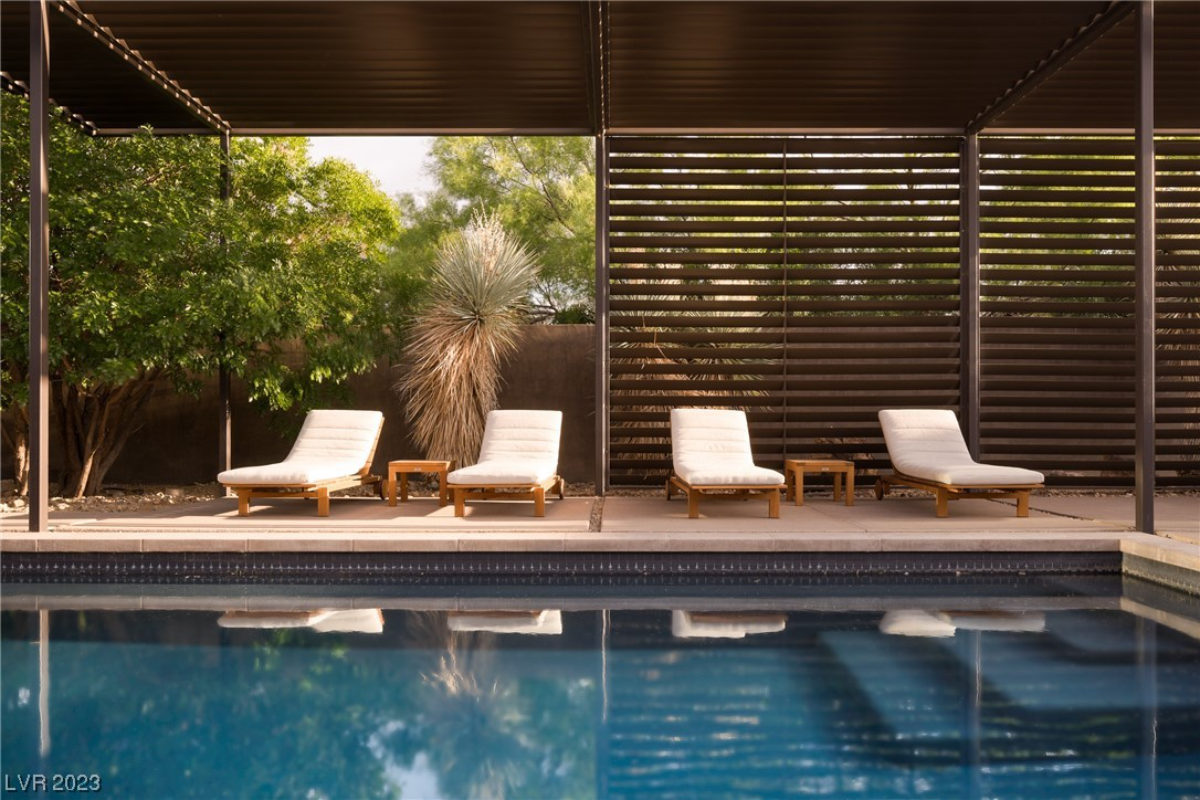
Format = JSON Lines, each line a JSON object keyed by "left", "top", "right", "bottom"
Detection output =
{"left": 785, "top": 459, "right": 855, "bottom": 507}
{"left": 387, "top": 460, "right": 454, "bottom": 507}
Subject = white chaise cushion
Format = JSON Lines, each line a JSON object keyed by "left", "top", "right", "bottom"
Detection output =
{"left": 218, "top": 409, "right": 383, "bottom": 485}
{"left": 671, "top": 409, "right": 784, "bottom": 486}
{"left": 448, "top": 410, "right": 562, "bottom": 485}
{"left": 671, "top": 611, "right": 787, "bottom": 639}
{"left": 878, "top": 409, "right": 1043, "bottom": 486}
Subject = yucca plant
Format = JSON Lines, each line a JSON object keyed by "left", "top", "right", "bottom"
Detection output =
{"left": 395, "top": 213, "right": 538, "bottom": 465}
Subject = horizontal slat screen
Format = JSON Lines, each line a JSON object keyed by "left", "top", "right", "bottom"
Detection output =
{"left": 606, "top": 135, "right": 1199, "bottom": 489}
{"left": 979, "top": 136, "right": 1200, "bottom": 488}
{"left": 607, "top": 136, "right": 962, "bottom": 486}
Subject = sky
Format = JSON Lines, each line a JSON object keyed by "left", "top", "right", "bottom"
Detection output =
{"left": 307, "top": 136, "right": 435, "bottom": 199}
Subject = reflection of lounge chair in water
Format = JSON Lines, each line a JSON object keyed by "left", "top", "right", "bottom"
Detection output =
{"left": 671, "top": 611, "right": 787, "bottom": 639}
{"left": 217, "top": 609, "right": 384, "bottom": 633}
{"left": 447, "top": 610, "right": 563, "bottom": 635}
{"left": 879, "top": 609, "right": 1045, "bottom": 637}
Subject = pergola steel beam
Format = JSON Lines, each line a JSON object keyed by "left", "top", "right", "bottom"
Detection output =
{"left": 1134, "top": 0, "right": 1156, "bottom": 534}
{"left": 28, "top": 0, "right": 50, "bottom": 534}
{"left": 592, "top": 0, "right": 611, "bottom": 493}
{"left": 960, "top": 133, "right": 981, "bottom": 459}
{"left": 965, "top": 1, "right": 1135, "bottom": 134}
{"left": 218, "top": 131, "right": 232, "bottom": 487}
{"left": 54, "top": 0, "right": 227, "bottom": 133}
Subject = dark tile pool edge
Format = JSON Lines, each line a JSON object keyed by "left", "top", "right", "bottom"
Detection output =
{"left": 1, "top": 551, "right": 1121, "bottom": 584}
{"left": 1123, "top": 553, "right": 1200, "bottom": 595}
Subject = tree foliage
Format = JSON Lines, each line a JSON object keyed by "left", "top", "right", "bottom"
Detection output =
{"left": 390, "top": 136, "right": 595, "bottom": 323}
{"left": 1, "top": 98, "right": 400, "bottom": 496}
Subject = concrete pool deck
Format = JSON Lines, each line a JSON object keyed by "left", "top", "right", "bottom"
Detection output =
{"left": 1, "top": 494, "right": 1196, "bottom": 575}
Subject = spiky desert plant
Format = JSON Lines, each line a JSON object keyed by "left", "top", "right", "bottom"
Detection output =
{"left": 395, "top": 213, "right": 538, "bottom": 465}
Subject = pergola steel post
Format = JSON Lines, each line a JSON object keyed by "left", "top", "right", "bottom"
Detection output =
{"left": 595, "top": 134, "right": 610, "bottom": 494}
{"left": 27, "top": 0, "right": 50, "bottom": 533}
{"left": 1134, "top": 0, "right": 1156, "bottom": 534}
{"left": 218, "top": 131, "right": 232, "bottom": 486}
{"left": 960, "top": 133, "right": 981, "bottom": 459}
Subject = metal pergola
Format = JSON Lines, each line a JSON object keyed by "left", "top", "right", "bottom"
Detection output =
{"left": 3, "top": 0, "right": 1197, "bottom": 534}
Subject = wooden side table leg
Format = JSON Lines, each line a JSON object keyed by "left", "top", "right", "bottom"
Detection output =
{"left": 846, "top": 469, "right": 855, "bottom": 507}
{"left": 795, "top": 471, "right": 804, "bottom": 506}
{"left": 438, "top": 470, "right": 448, "bottom": 506}
{"left": 786, "top": 467, "right": 795, "bottom": 502}
{"left": 388, "top": 470, "right": 398, "bottom": 507}
{"left": 833, "top": 473, "right": 842, "bottom": 502}
{"left": 400, "top": 473, "right": 409, "bottom": 503}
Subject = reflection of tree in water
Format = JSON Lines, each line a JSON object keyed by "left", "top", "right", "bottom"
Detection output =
{"left": 378, "top": 611, "right": 595, "bottom": 800}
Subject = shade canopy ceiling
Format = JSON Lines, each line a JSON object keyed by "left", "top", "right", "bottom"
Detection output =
{"left": 1, "top": 0, "right": 1197, "bottom": 136}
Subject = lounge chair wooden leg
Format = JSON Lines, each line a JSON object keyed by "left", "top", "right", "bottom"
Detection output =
{"left": 935, "top": 487, "right": 949, "bottom": 518}
{"left": 1016, "top": 491, "right": 1030, "bottom": 518}
{"left": 846, "top": 469, "right": 855, "bottom": 507}
{"left": 666, "top": 479, "right": 673, "bottom": 500}
{"left": 874, "top": 478, "right": 886, "bottom": 500}
{"left": 687, "top": 489, "right": 700, "bottom": 519}
{"left": 557, "top": 477, "right": 565, "bottom": 500}
{"left": 454, "top": 489, "right": 466, "bottom": 517}
{"left": 768, "top": 488, "right": 780, "bottom": 519}
{"left": 534, "top": 486, "right": 546, "bottom": 517}
{"left": 237, "top": 490, "right": 250, "bottom": 517}
{"left": 316, "top": 486, "right": 330, "bottom": 517}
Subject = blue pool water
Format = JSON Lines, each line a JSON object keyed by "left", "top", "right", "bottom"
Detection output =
{"left": 3, "top": 580, "right": 1199, "bottom": 799}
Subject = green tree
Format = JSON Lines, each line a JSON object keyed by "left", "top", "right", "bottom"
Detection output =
{"left": 391, "top": 136, "right": 595, "bottom": 323}
{"left": 1, "top": 99, "right": 400, "bottom": 497}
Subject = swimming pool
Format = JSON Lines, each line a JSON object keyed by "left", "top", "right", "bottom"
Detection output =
{"left": 3, "top": 577, "right": 1199, "bottom": 799}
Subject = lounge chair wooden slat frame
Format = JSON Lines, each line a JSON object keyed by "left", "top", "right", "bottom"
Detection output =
{"left": 875, "top": 472, "right": 1039, "bottom": 518}
{"left": 666, "top": 474, "right": 783, "bottom": 519}
{"left": 226, "top": 421, "right": 384, "bottom": 517}
{"left": 452, "top": 475, "right": 565, "bottom": 518}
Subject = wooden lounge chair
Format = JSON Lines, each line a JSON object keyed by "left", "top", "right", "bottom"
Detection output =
{"left": 218, "top": 409, "right": 384, "bottom": 517}
{"left": 448, "top": 410, "right": 564, "bottom": 517}
{"left": 875, "top": 409, "right": 1044, "bottom": 518}
{"left": 666, "top": 409, "right": 785, "bottom": 519}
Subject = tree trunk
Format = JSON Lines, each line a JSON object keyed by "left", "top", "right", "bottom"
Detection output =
{"left": 1, "top": 405, "right": 30, "bottom": 496}
{"left": 56, "top": 372, "right": 160, "bottom": 498}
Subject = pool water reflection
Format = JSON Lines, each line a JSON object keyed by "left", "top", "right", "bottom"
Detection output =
{"left": 3, "top": 580, "right": 1199, "bottom": 798}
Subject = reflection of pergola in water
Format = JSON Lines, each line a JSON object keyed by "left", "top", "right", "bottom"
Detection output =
{"left": 3, "top": 1, "right": 1199, "bottom": 532}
